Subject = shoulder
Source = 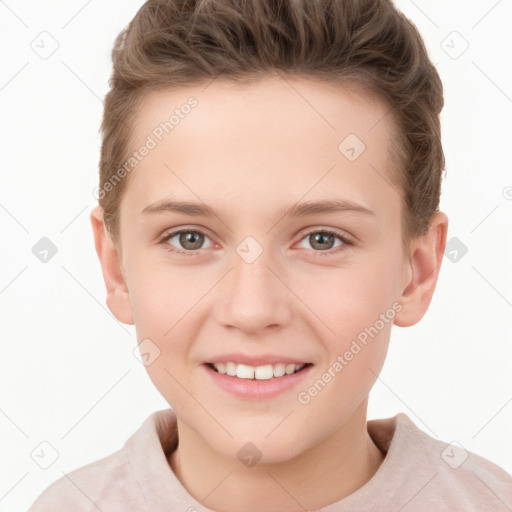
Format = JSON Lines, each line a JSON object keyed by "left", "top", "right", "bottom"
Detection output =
{"left": 27, "top": 447, "right": 147, "bottom": 512}
{"left": 25, "top": 408, "right": 178, "bottom": 512}
{"left": 391, "top": 413, "right": 512, "bottom": 511}
{"left": 27, "top": 408, "right": 177, "bottom": 511}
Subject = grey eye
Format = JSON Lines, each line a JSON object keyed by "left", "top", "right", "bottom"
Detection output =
{"left": 165, "top": 230, "right": 213, "bottom": 251}
{"left": 297, "top": 231, "right": 345, "bottom": 251}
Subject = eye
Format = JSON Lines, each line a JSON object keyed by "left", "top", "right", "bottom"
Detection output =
{"left": 159, "top": 227, "right": 353, "bottom": 257}
{"left": 160, "top": 229, "right": 214, "bottom": 255}
{"left": 296, "top": 228, "right": 352, "bottom": 256}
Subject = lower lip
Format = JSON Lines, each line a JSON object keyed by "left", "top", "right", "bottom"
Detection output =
{"left": 202, "top": 363, "right": 313, "bottom": 399}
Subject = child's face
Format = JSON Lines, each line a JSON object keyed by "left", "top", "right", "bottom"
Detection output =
{"left": 96, "top": 76, "right": 427, "bottom": 463}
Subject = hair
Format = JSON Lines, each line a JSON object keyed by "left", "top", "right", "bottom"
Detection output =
{"left": 98, "top": 0, "right": 444, "bottom": 253}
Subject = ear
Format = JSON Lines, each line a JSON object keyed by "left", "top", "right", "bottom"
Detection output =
{"left": 394, "top": 211, "right": 448, "bottom": 327}
{"left": 90, "top": 205, "right": 134, "bottom": 325}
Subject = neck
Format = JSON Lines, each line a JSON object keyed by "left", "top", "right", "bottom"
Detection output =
{"left": 168, "top": 400, "right": 385, "bottom": 512}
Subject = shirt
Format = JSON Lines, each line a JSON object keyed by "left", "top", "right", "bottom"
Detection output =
{"left": 28, "top": 408, "right": 512, "bottom": 511}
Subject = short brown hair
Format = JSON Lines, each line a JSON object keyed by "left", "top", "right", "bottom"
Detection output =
{"left": 98, "top": 0, "right": 444, "bottom": 250}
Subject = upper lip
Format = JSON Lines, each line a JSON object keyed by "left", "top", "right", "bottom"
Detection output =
{"left": 204, "top": 353, "right": 311, "bottom": 367}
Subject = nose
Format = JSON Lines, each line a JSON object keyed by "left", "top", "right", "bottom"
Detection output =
{"left": 215, "top": 248, "right": 292, "bottom": 334}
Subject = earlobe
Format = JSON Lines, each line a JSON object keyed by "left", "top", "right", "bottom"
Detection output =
{"left": 394, "top": 211, "right": 449, "bottom": 327}
{"left": 90, "top": 206, "right": 134, "bottom": 325}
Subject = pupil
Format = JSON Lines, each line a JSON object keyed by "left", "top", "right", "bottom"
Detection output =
{"left": 180, "top": 231, "right": 203, "bottom": 250}
{"left": 311, "top": 232, "right": 333, "bottom": 250}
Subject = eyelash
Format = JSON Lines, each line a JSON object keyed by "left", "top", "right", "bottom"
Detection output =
{"left": 158, "top": 228, "right": 353, "bottom": 257}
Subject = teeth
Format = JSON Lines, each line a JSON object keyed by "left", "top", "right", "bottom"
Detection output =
{"left": 212, "top": 362, "right": 306, "bottom": 380}
{"left": 236, "top": 364, "right": 254, "bottom": 379}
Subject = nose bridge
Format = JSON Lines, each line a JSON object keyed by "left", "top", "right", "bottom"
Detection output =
{"left": 216, "top": 240, "right": 291, "bottom": 332}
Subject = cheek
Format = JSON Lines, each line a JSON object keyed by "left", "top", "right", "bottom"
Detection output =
{"left": 128, "top": 262, "right": 201, "bottom": 395}
{"left": 301, "top": 254, "right": 400, "bottom": 337}
{"left": 297, "top": 306, "right": 392, "bottom": 423}
{"left": 129, "top": 257, "right": 204, "bottom": 332}
{"left": 294, "top": 254, "right": 397, "bottom": 399}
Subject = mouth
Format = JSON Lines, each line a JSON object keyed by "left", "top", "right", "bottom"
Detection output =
{"left": 204, "top": 362, "right": 314, "bottom": 380}
{"left": 202, "top": 361, "right": 314, "bottom": 399}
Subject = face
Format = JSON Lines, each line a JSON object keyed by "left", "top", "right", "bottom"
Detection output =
{"left": 102, "top": 76, "right": 416, "bottom": 463}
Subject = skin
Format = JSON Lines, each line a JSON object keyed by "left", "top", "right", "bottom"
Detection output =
{"left": 90, "top": 74, "right": 448, "bottom": 511}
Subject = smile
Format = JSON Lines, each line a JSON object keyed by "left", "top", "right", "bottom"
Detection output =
{"left": 209, "top": 362, "right": 310, "bottom": 380}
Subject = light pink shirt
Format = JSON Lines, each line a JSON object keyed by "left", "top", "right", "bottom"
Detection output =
{"left": 28, "top": 408, "right": 512, "bottom": 511}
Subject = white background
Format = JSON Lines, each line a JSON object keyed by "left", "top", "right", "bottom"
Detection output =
{"left": 1, "top": 1, "right": 511, "bottom": 510}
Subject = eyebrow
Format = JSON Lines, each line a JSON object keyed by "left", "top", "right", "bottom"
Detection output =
{"left": 140, "top": 198, "right": 375, "bottom": 218}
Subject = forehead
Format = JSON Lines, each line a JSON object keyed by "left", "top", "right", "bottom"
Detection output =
{"left": 131, "top": 76, "right": 394, "bottom": 149}
{"left": 120, "top": 76, "right": 401, "bottom": 223}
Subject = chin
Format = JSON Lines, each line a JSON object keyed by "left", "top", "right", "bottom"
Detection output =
{"left": 217, "top": 428, "right": 309, "bottom": 467}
